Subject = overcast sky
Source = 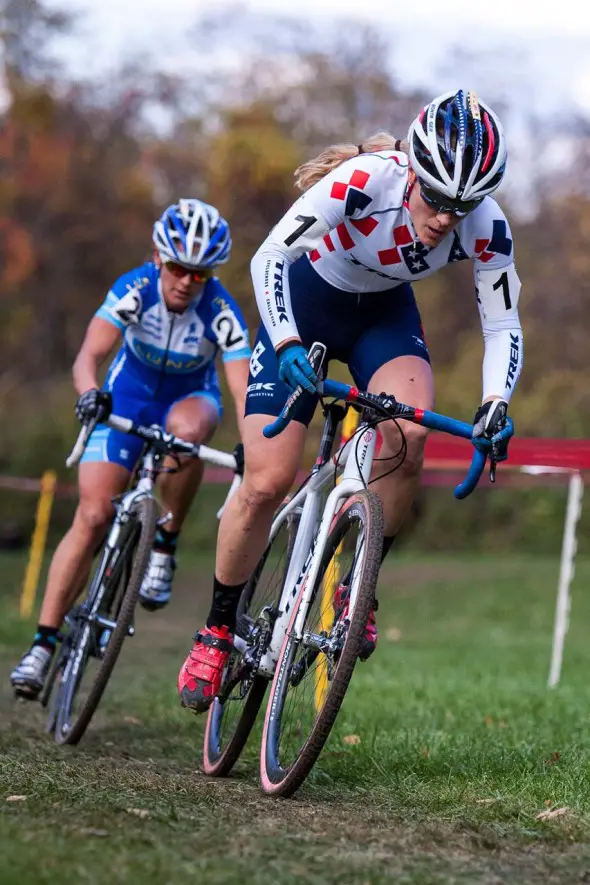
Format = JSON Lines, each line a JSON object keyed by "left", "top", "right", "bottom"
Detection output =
{"left": 49, "top": 0, "right": 590, "bottom": 116}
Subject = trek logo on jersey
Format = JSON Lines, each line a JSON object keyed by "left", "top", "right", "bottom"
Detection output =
{"left": 274, "top": 262, "right": 288, "bottom": 323}
{"left": 474, "top": 220, "right": 513, "bottom": 263}
{"left": 505, "top": 333, "right": 520, "bottom": 389}
{"left": 247, "top": 382, "right": 275, "bottom": 394}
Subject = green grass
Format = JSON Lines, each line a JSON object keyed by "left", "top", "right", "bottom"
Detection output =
{"left": 1, "top": 551, "right": 590, "bottom": 883}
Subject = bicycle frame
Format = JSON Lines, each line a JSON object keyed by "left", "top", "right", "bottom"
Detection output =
{"left": 65, "top": 416, "right": 242, "bottom": 642}
{"left": 72, "top": 479, "right": 153, "bottom": 646}
{"left": 254, "top": 410, "right": 374, "bottom": 676}
{"left": 250, "top": 364, "right": 513, "bottom": 677}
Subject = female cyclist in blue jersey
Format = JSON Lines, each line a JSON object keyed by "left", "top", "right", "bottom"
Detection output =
{"left": 11, "top": 198, "right": 251, "bottom": 699}
{"left": 177, "top": 89, "right": 524, "bottom": 713}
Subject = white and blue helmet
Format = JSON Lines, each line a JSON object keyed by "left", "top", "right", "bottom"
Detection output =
{"left": 153, "top": 198, "right": 231, "bottom": 268}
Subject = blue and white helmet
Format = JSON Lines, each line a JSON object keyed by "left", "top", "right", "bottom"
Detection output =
{"left": 408, "top": 89, "right": 507, "bottom": 203}
{"left": 153, "top": 198, "right": 231, "bottom": 268}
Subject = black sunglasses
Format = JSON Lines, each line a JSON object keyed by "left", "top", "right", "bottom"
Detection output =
{"left": 419, "top": 182, "right": 483, "bottom": 217}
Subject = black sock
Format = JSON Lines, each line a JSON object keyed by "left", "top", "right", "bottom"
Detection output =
{"left": 206, "top": 576, "right": 247, "bottom": 633}
{"left": 154, "top": 527, "right": 179, "bottom": 555}
{"left": 33, "top": 625, "right": 58, "bottom": 653}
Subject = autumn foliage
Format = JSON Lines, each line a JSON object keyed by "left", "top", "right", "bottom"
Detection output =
{"left": 1, "top": 2, "right": 589, "bottom": 481}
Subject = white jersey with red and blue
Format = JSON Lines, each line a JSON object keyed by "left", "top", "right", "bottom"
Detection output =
{"left": 250, "top": 150, "right": 522, "bottom": 402}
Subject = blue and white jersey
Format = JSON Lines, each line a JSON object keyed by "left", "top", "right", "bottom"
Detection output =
{"left": 96, "top": 261, "right": 251, "bottom": 401}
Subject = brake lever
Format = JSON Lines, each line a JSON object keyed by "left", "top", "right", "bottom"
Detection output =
{"left": 489, "top": 458, "right": 497, "bottom": 484}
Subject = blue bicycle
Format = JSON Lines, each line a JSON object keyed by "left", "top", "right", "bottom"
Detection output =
{"left": 203, "top": 343, "right": 513, "bottom": 797}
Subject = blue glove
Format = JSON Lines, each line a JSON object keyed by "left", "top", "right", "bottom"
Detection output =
{"left": 472, "top": 399, "right": 511, "bottom": 462}
{"left": 277, "top": 343, "right": 318, "bottom": 395}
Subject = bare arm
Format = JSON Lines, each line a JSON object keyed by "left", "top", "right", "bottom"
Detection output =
{"left": 223, "top": 357, "right": 250, "bottom": 440}
{"left": 72, "top": 317, "right": 122, "bottom": 395}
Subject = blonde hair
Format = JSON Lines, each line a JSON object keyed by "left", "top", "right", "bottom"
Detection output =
{"left": 294, "top": 132, "right": 409, "bottom": 192}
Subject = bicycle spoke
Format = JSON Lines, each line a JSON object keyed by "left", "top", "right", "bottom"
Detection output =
{"left": 276, "top": 522, "right": 361, "bottom": 768}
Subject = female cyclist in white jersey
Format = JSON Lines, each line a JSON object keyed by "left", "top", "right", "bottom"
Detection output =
{"left": 177, "top": 89, "right": 523, "bottom": 712}
{"left": 11, "top": 199, "right": 251, "bottom": 700}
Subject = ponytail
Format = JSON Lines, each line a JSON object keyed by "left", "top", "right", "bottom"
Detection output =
{"left": 294, "top": 132, "right": 409, "bottom": 192}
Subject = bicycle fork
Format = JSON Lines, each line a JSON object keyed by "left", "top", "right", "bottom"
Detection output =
{"left": 259, "top": 425, "right": 378, "bottom": 677}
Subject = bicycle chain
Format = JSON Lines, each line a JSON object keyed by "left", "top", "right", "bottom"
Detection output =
{"left": 240, "top": 615, "right": 273, "bottom": 696}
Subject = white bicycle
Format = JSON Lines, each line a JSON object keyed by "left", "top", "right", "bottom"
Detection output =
{"left": 202, "top": 343, "right": 514, "bottom": 797}
{"left": 41, "top": 413, "right": 241, "bottom": 746}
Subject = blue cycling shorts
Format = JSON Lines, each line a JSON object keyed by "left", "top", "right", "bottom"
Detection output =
{"left": 245, "top": 255, "right": 430, "bottom": 425}
{"left": 80, "top": 387, "right": 222, "bottom": 471}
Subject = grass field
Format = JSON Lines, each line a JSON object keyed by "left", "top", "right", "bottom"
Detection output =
{"left": 1, "top": 549, "right": 590, "bottom": 884}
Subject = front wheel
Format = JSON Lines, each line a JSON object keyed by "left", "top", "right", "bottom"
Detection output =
{"left": 203, "top": 512, "right": 299, "bottom": 777}
{"left": 260, "top": 489, "right": 383, "bottom": 797}
{"left": 50, "top": 496, "right": 158, "bottom": 745}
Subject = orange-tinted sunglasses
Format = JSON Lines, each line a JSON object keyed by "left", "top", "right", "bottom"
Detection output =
{"left": 163, "top": 261, "right": 213, "bottom": 283}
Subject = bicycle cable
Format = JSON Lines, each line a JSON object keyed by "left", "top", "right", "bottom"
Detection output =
{"left": 353, "top": 414, "right": 408, "bottom": 488}
{"left": 326, "top": 401, "right": 408, "bottom": 490}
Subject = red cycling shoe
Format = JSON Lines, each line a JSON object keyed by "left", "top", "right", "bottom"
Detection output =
{"left": 178, "top": 625, "right": 233, "bottom": 713}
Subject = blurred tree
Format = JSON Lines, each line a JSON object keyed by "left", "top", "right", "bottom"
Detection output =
{"left": 1, "top": 0, "right": 72, "bottom": 86}
{"left": 1, "top": 1, "right": 589, "bottom": 487}
{"left": 205, "top": 103, "right": 302, "bottom": 329}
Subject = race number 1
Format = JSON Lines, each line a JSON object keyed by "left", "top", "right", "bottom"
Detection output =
{"left": 284, "top": 215, "right": 318, "bottom": 247}
{"left": 492, "top": 271, "right": 511, "bottom": 309}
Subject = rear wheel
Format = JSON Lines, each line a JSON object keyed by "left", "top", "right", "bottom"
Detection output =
{"left": 260, "top": 490, "right": 383, "bottom": 797}
{"left": 203, "top": 512, "right": 299, "bottom": 777}
{"left": 49, "top": 496, "right": 158, "bottom": 745}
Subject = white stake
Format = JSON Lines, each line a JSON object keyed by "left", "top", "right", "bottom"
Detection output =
{"left": 548, "top": 472, "right": 584, "bottom": 688}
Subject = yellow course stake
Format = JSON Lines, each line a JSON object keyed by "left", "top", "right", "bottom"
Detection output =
{"left": 314, "top": 407, "right": 359, "bottom": 712}
{"left": 20, "top": 470, "right": 57, "bottom": 618}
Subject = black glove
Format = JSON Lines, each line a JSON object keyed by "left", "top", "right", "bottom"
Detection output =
{"left": 75, "top": 389, "right": 112, "bottom": 424}
{"left": 472, "top": 399, "right": 509, "bottom": 462}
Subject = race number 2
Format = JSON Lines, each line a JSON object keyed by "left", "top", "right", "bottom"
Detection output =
{"left": 212, "top": 309, "right": 247, "bottom": 352}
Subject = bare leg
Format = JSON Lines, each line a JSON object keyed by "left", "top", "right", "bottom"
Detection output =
{"left": 367, "top": 356, "right": 434, "bottom": 536}
{"left": 214, "top": 414, "right": 307, "bottom": 585}
{"left": 158, "top": 396, "right": 220, "bottom": 531}
{"left": 39, "top": 462, "right": 130, "bottom": 627}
